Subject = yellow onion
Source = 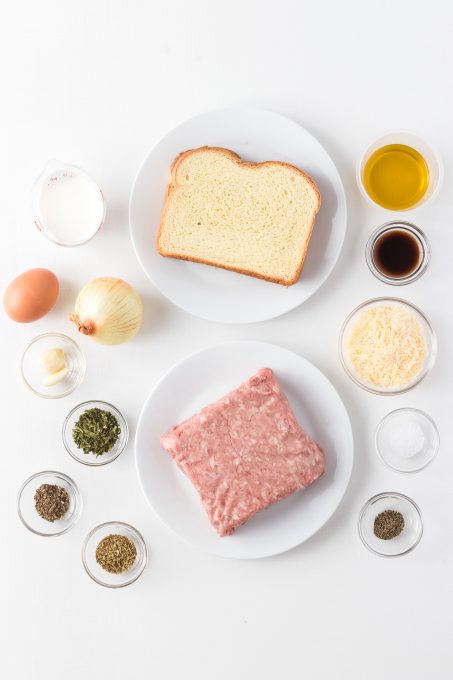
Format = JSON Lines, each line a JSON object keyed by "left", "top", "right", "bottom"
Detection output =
{"left": 70, "top": 277, "right": 143, "bottom": 345}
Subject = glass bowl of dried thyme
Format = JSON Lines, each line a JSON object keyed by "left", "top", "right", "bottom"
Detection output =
{"left": 82, "top": 521, "right": 148, "bottom": 587}
{"left": 17, "top": 470, "right": 82, "bottom": 536}
{"left": 62, "top": 400, "right": 129, "bottom": 466}
{"left": 358, "top": 492, "right": 423, "bottom": 557}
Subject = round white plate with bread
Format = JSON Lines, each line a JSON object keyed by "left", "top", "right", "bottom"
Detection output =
{"left": 135, "top": 341, "right": 354, "bottom": 559}
{"left": 130, "top": 108, "right": 347, "bottom": 323}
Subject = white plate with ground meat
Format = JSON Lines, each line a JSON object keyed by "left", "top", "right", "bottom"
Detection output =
{"left": 135, "top": 341, "right": 354, "bottom": 559}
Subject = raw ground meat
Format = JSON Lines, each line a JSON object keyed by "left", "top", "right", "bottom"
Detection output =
{"left": 160, "top": 368, "right": 325, "bottom": 536}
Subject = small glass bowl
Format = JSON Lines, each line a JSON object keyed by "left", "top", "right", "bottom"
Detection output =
{"left": 82, "top": 521, "right": 147, "bottom": 588}
{"left": 339, "top": 297, "right": 436, "bottom": 395}
{"left": 358, "top": 492, "right": 423, "bottom": 557}
{"left": 17, "top": 470, "right": 82, "bottom": 536}
{"left": 62, "top": 400, "right": 128, "bottom": 466}
{"left": 357, "top": 129, "right": 443, "bottom": 211}
{"left": 376, "top": 408, "right": 439, "bottom": 473}
{"left": 21, "top": 333, "right": 86, "bottom": 399}
{"left": 366, "top": 221, "right": 430, "bottom": 286}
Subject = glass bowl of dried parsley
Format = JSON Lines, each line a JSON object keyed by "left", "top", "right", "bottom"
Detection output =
{"left": 62, "top": 400, "right": 129, "bottom": 466}
{"left": 82, "top": 521, "right": 148, "bottom": 587}
{"left": 17, "top": 470, "right": 82, "bottom": 536}
{"left": 358, "top": 492, "right": 423, "bottom": 557}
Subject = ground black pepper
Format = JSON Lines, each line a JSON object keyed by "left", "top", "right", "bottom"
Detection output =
{"left": 374, "top": 509, "right": 405, "bottom": 540}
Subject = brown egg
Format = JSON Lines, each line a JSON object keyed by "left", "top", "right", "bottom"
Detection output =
{"left": 3, "top": 268, "right": 59, "bottom": 322}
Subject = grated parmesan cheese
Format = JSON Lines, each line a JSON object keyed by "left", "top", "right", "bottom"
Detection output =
{"left": 346, "top": 304, "right": 426, "bottom": 388}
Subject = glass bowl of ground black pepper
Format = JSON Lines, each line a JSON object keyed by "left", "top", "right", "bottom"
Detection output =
{"left": 17, "top": 470, "right": 82, "bottom": 536}
{"left": 62, "top": 400, "right": 128, "bottom": 466}
{"left": 82, "top": 521, "right": 147, "bottom": 587}
{"left": 358, "top": 492, "right": 423, "bottom": 557}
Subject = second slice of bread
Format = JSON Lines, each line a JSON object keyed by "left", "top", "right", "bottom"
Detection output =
{"left": 156, "top": 147, "right": 321, "bottom": 286}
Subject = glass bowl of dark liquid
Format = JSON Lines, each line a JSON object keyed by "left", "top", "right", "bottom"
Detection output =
{"left": 366, "top": 221, "right": 430, "bottom": 285}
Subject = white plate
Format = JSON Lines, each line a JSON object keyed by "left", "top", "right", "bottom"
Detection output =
{"left": 135, "top": 341, "right": 354, "bottom": 559}
{"left": 129, "top": 108, "right": 347, "bottom": 324}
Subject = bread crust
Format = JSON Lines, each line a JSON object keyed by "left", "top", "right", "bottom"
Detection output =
{"left": 156, "top": 146, "right": 321, "bottom": 286}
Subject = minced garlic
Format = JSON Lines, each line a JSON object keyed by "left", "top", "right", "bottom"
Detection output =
{"left": 347, "top": 304, "right": 426, "bottom": 388}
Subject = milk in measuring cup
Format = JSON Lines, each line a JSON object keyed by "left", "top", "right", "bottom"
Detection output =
{"left": 32, "top": 162, "right": 105, "bottom": 246}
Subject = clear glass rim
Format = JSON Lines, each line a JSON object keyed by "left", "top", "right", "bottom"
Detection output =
{"left": 17, "top": 470, "right": 82, "bottom": 537}
{"left": 358, "top": 492, "right": 423, "bottom": 557}
{"left": 62, "top": 400, "right": 129, "bottom": 466}
{"left": 375, "top": 407, "right": 440, "bottom": 473}
{"left": 365, "top": 221, "right": 430, "bottom": 286}
{"left": 356, "top": 127, "right": 444, "bottom": 212}
{"left": 33, "top": 162, "right": 106, "bottom": 247}
{"left": 339, "top": 297, "right": 437, "bottom": 395}
{"left": 21, "top": 332, "right": 86, "bottom": 399}
{"left": 82, "top": 521, "right": 148, "bottom": 588}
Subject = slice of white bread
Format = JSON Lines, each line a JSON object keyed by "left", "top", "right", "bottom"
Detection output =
{"left": 156, "top": 147, "right": 321, "bottom": 286}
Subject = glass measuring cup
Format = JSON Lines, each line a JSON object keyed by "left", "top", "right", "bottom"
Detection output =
{"left": 31, "top": 160, "right": 106, "bottom": 246}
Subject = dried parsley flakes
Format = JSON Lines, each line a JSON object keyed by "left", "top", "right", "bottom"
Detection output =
{"left": 96, "top": 534, "right": 137, "bottom": 574}
{"left": 72, "top": 407, "right": 120, "bottom": 457}
{"left": 34, "top": 484, "right": 70, "bottom": 522}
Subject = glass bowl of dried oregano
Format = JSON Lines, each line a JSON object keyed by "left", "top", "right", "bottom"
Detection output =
{"left": 358, "top": 492, "right": 423, "bottom": 557}
{"left": 82, "top": 521, "right": 148, "bottom": 588}
{"left": 62, "top": 400, "right": 129, "bottom": 466}
{"left": 17, "top": 470, "right": 82, "bottom": 537}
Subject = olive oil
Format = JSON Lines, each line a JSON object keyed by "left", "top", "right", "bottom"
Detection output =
{"left": 363, "top": 144, "right": 429, "bottom": 210}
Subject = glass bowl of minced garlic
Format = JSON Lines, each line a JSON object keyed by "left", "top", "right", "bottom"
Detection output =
{"left": 339, "top": 297, "right": 436, "bottom": 395}
{"left": 21, "top": 332, "right": 86, "bottom": 398}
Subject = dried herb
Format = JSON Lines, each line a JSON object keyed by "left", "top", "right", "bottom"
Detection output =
{"left": 72, "top": 407, "right": 120, "bottom": 456}
{"left": 374, "top": 510, "right": 405, "bottom": 540}
{"left": 96, "top": 534, "right": 137, "bottom": 574}
{"left": 34, "top": 484, "right": 70, "bottom": 522}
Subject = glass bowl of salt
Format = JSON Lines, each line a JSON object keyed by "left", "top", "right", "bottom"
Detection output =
{"left": 375, "top": 407, "right": 439, "bottom": 473}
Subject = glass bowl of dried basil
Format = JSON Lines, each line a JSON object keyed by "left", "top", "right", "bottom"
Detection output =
{"left": 358, "top": 492, "right": 423, "bottom": 557}
{"left": 17, "top": 470, "right": 82, "bottom": 536}
{"left": 62, "top": 400, "right": 129, "bottom": 466}
{"left": 82, "top": 521, "right": 147, "bottom": 587}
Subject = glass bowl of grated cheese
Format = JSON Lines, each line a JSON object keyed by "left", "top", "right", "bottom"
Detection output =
{"left": 339, "top": 297, "right": 436, "bottom": 395}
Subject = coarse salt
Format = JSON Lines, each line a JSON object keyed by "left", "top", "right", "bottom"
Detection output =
{"left": 388, "top": 421, "right": 425, "bottom": 459}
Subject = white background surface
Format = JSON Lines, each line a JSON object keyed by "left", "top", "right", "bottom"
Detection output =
{"left": 1, "top": 1, "right": 452, "bottom": 678}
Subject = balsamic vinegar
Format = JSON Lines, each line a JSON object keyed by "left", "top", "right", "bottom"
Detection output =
{"left": 372, "top": 229, "right": 422, "bottom": 279}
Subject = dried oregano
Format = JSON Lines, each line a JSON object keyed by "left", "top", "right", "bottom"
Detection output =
{"left": 96, "top": 534, "right": 137, "bottom": 574}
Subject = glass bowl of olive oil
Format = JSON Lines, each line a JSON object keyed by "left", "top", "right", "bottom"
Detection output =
{"left": 357, "top": 130, "right": 443, "bottom": 211}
